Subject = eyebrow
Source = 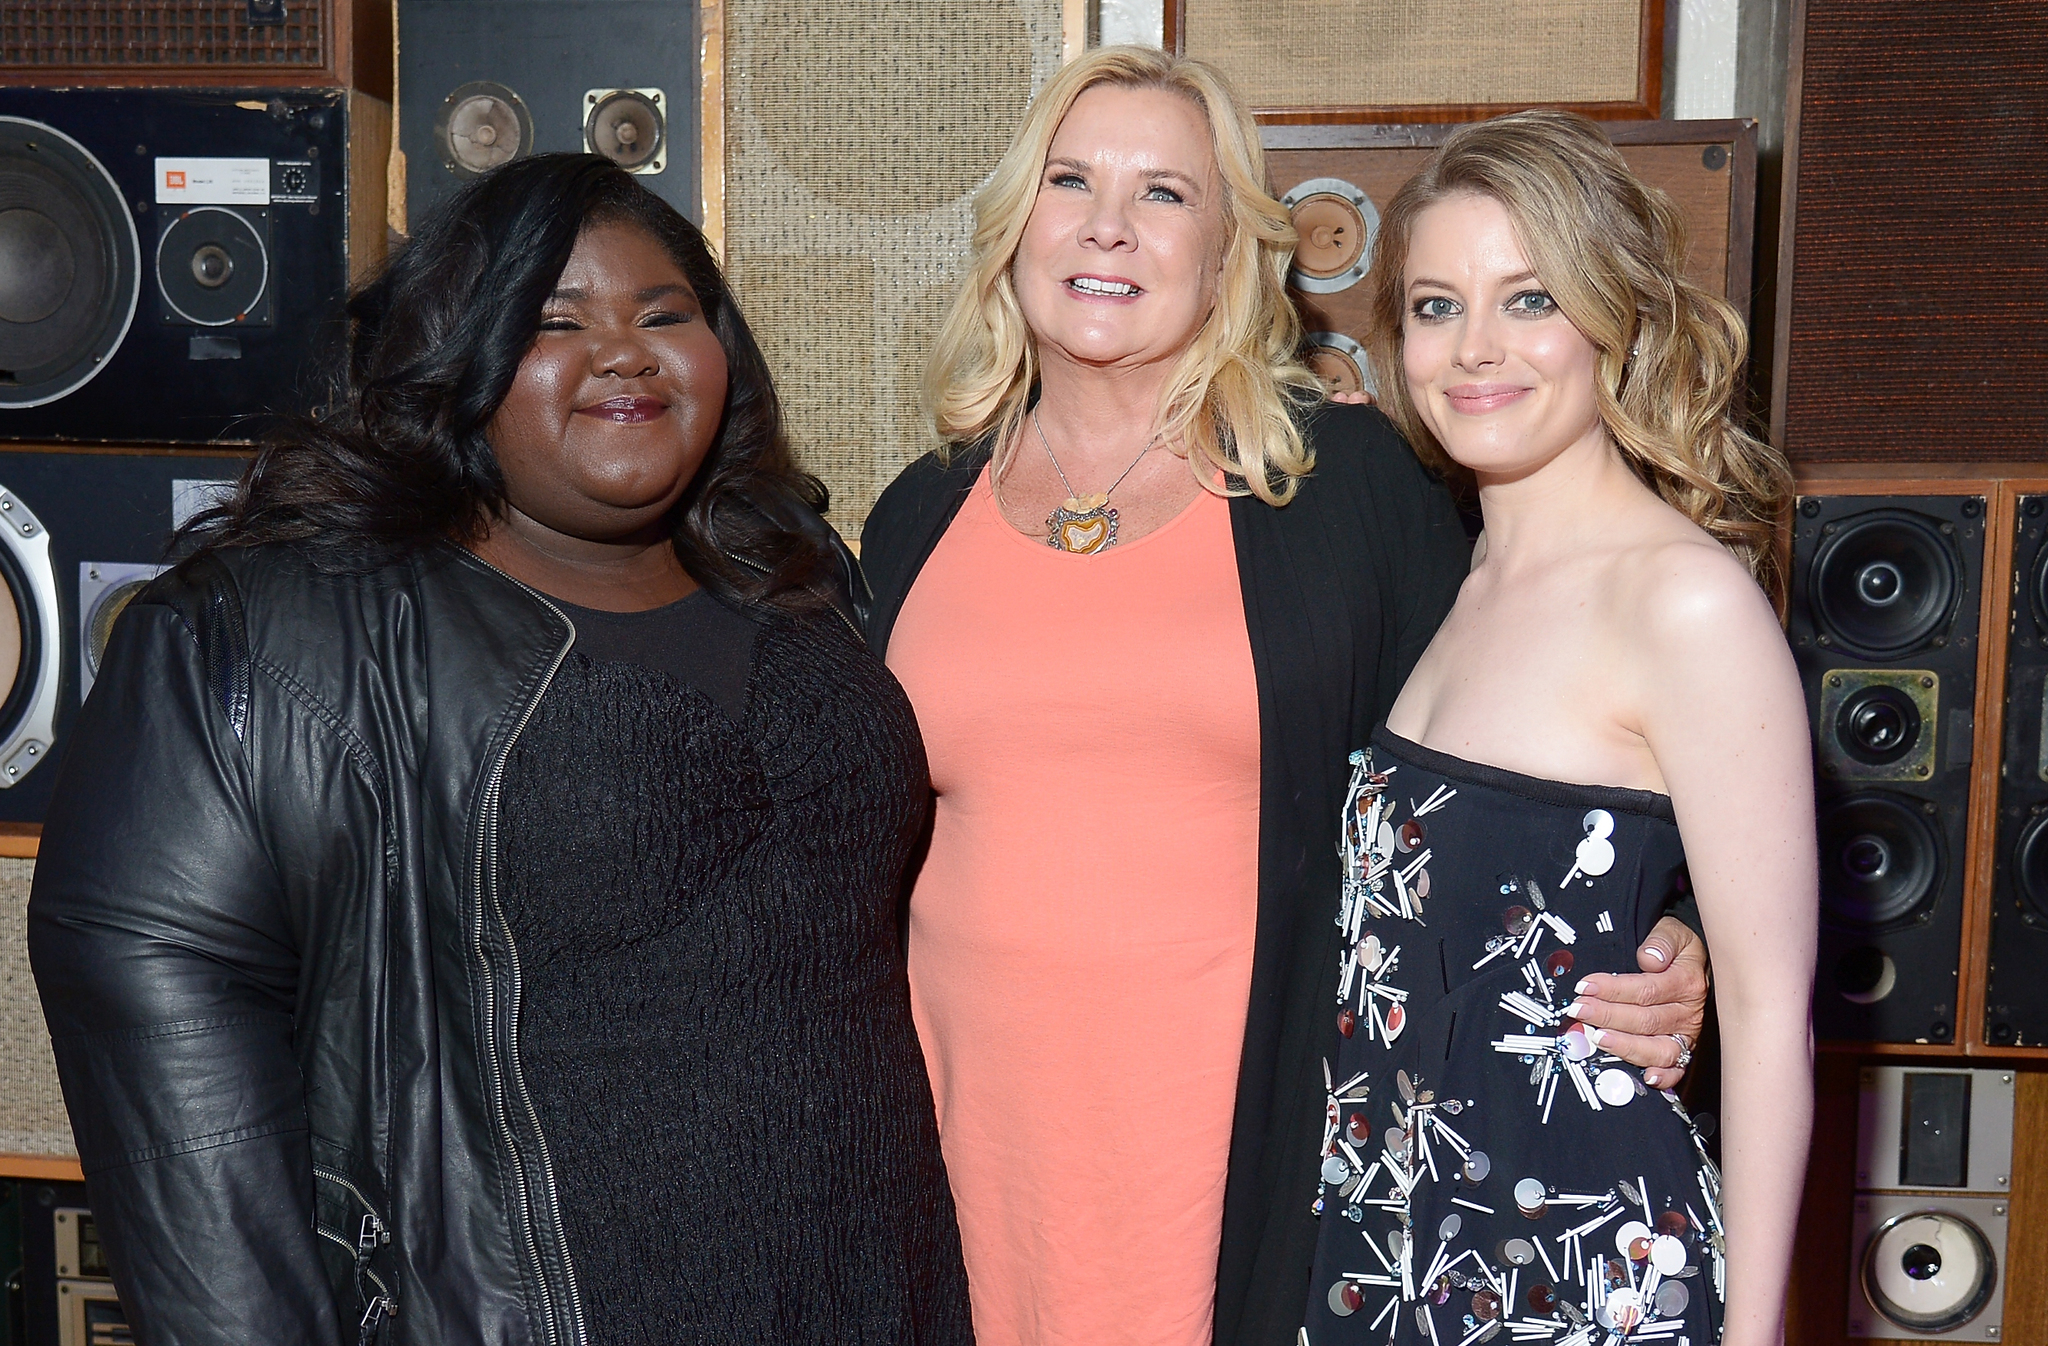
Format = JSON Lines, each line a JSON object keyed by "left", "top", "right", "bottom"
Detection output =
{"left": 546, "top": 283, "right": 694, "bottom": 302}
{"left": 1406, "top": 270, "right": 1541, "bottom": 292}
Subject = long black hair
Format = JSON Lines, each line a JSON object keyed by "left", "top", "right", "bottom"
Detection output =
{"left": 183, "top": 153, "right": 835, "bottom": 610}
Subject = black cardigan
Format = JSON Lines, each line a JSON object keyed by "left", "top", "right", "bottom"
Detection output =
{"left": 859, "top": 403, "right": 1472, "bottom": 1346}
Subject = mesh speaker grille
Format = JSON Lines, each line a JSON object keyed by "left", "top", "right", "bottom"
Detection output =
{"left": 1779, "top": 1, "right": 2048, "bottom": 462}
{"left": 724, "top": 0, "right": 1064, "bottom": 537}
{"left": 0, "top": 0, "right": 326, "bottom": 69}
{"left": 1184, "top": 0, "right": 1644, "bottom": 112}
{"left": 0, "top": 858, "right": 75, "bottom": 1157}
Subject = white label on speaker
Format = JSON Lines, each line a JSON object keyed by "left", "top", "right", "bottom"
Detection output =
{"left": 155, "top": 158, "right": 271, "bottom": 205}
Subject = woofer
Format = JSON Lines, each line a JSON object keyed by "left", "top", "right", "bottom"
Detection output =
{"left": 437, "top": 82, "right": 533, "bottom": 177}
{"left": 1860, "top": 1210, "right": 1998, "bottom": 1334}
{"left": 155, "top": 207, "right": 270, "bottom": 328}
{"left": 0, "top": 118, "right": 140, "bottom": 409}
{"left": 0, "top": 485, "right": 62, "bottom": 789}
{"left": 583, "top": 89, "right": 665, "bottom": 174}
{"left": 1303, "top": 331, "right": 1375, "bottom": 397}
{"left": 1819, "top": 792, "right": 1942, "bottom": 929}
{"left": 1280, "top": 177, "right": 1375, "bottom": 294}
{"left": 1809, "top": 510, "right": 1961, "bottom": 659}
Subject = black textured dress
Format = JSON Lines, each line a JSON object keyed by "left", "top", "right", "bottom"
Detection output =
{"left": 1302, "top": 729, "right": 1723, "bottom": 1346}
{"left": 496, "top": 592, "right": 972, "bottom": 1346}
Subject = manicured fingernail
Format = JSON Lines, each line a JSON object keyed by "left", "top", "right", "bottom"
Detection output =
{"left": 1562, "top": 1001, "right": 1585, "bottom": 1018}
{"left": 1644, "top": 1071, "right": 1662, "bottom": 1087}
{"left": 1575, "top": 979, "right": 1593, "bottom": 994}
{"left": 1644, "top": 945, "right": 1670, "bottom": 965}
{"left": 1586, "top": 1026, "right": 1608, "bottom": 1048}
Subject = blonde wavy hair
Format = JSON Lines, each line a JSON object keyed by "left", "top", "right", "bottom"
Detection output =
{"left": 1364, "top": 110, "right": 1793, "bottom": 602}
{"left": 923, "top": 45, "right": 1322, "bottom": 503}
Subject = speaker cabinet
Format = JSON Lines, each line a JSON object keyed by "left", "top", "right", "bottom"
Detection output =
{"left": 0, "top": 0, "right": 391, "bottom": 98}
{"left": 398, "top": 0, "right": 698, "bottom": 229}
{"left": 0, "top": 86, "right": 388, "bottom": 445}
{"left": 0, "top": 448, "right": 249, "bottom": 828}
{"left": 1260, "top": 121, "right": 1757, "bottom": 400}
{"left": 1770, "top": 0, "right": 2048, "bottom": 465}
{"left": 1986, "top": 496, "right": 2048, "bottom": 1048}
{"left": 1789, "top": 492, "right": 1987, "bottom": 1045}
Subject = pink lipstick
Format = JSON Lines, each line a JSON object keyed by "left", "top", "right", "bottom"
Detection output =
{"left": 1444, "top": 383, "right": 1530, "bottom": 414}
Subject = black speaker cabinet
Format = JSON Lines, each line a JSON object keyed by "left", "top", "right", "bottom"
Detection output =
{"left": 1788, "top": 492, "right": 1987, "bottom": 1045}
{"left": 1986, "top": 496, "right": 2048, "bottom": 1047}
{"left": 398, "top": 0, "right": 699, "bottom": 229}
{"left": 0, "top": 87, "right": 381, "bottom": 445}
{"left": 0, "top": 1177, "right": 114, "bottom": 1346}
{"left": 0, "top": 448, "right": 249, "bottom": 827}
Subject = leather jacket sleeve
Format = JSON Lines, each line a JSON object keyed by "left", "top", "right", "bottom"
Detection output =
{"left": 29, "top": 563, "right": 343, "bottom": 1346}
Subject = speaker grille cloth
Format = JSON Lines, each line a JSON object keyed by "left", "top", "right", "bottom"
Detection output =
{"left": 1184, "top": 0, "right": 1643, "bottom": 111}
{"left": 1781, "top": 1, "right": 2048, "bottom": 462}
{"left": 0, "top": 859, "right": 75, "bottom": 1157}
{"left": 724, "top": 0, "right": 1064, "bottom": 537}
{"left": 1, "top": 0, "right": 326, "bottom": 69}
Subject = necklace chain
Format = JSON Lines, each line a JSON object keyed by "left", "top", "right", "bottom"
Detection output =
{"left": 1032, "top": 409, "right": 1155, "bottom": 504}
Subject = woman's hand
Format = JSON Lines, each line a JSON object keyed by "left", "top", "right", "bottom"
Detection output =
{"left": 1565, "top": 915, "right": 1709, "bottom": 1089}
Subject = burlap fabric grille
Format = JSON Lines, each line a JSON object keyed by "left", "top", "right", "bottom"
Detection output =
{"left": 724, "top": 0, "right": 1065, "bottom": 538}
{"left": 1184, "top": 0, "right": 1642, "bottom": 110}
{"left": 0, "top": 0, "right": 326, "bottom": 68}
{"left": 0, "top": 859, "right": 75, "bottom": 1158}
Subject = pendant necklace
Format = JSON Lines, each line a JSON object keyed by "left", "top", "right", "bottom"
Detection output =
{"left": 1033, "top": 409, "right": 1155, "bottom": 554}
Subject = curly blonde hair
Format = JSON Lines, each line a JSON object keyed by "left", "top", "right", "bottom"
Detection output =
{"left": 1364, "top": 110, "right": 1793, "bottom": 602}
{"left": 923, "top": 45, "right": 1322, "bottom": 503}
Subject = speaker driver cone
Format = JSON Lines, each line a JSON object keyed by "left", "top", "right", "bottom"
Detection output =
{"left": 0, "top": 117, "right": 140, "bottom": 409}
{"left": 437, "top": 82, "right": 532, "bottom": 177}
{"left": 584, "top": 89, "right": 664, "bottom": 173}
{"left": 1861, "top": 1210, "right": 1997, "bottom": 1334}
{"left": 156, "top": 207, "right": 268, "bottom": 327}
{"left": 1304, "top": 331, "right": 1375, "bottom": 398}
{"left": 1281, "top": 178, "right": 1377, "bottom": 293}
{"left": 2014, "top": 812, "right": 2048, "bottom": 922}
{"left": 1835, "top": 684, "right": 1922, "bottom": 766}
{"left": 1819, "top": 792, "right": 1941, "bottom": 929}
{"left": 1810, "top": 510, "right": 1961, "bottom": 658}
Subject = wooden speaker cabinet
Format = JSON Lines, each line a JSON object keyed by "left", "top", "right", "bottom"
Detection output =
{"left": 1261, "top": 121, "right": 1757, "bottom": 399}
{"left": 1783, "top": 470, "right": 2048, "bottom": 1345}
{"left": 0, "top": 0, "right": 392, "bottom": 99}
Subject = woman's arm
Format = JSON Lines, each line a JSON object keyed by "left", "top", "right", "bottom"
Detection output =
{"left": 29, "top": 576, "right": 342, "bottom": 1346}
{"left": 1636, "top": 544, "right": 1817, "bottom": 1346}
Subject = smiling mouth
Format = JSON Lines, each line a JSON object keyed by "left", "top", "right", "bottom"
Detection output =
{"left": 1444, "top": 385, "right": 1530, "bottom": 413}
{"left": 576, "top": 396, "right": 668, "bottom": 424}
{"left": 1067, "top": 276, "right": 1142, "bottom": 297}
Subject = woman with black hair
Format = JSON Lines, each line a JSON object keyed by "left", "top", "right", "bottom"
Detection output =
{"left": 28, "top": 154, "right": 971, "bottom": 1346}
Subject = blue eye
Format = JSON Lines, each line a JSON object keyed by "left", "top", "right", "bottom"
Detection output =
{"left": 1508, "top": 290, "right": 1557, "bottom": 315}
{"left": 1410, "top": 296, "right": 1458, "bottom": 321}
{"left": 1145, "top": 185, "right": 1185, "bottom": 204}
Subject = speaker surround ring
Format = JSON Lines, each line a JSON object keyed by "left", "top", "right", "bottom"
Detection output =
{"left": 584, "top": 88, "right": 666, "bottom": 175}
{"left": 0, "top": 485, "right": 62, "bottom": 789}
{"left": 1303, "top": 331, "right": 1376, "bottom": 398}
{"left": 0, "top": 117, "right": 140, "bottom": 410}
{"left": 436, "top": 81, "right": 533, "bottom": 178}
{"left": 1818, "top": 791, "right": 1943, "bottom": 930}
{"left": 1281, "top": 177, "right": 1377, "bottom": 294}
{"left": 1809, "top": 509, "right": 1962, "bottom": 659}
{"left": 1860, "top": 1209, "right": 1998, "bottom": 1334}
{"left": 155, "top": 207, "right": 270, "bottom": 327}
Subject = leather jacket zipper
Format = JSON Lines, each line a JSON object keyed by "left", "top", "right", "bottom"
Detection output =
{"left": 470, "top": 573, "right": 589, "bottom": 1346}
{"left": 724, "top": 548, "right": 864, "bottom": 643}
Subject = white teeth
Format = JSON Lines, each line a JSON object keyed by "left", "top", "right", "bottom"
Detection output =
{"left": 1070, "top": 276, "right": 1139, "bottom": 296}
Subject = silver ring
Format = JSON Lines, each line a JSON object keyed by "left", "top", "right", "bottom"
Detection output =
{"left": 1667, "top": 1033, "right": 1694, "bottom": 1069}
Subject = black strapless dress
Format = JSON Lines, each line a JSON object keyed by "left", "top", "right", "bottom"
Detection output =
{"left": 1302, "top": 729, "right": 1724, "bottom": 1346}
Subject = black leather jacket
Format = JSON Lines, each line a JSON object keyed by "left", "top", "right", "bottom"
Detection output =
{"left": 28, "top": 529, "right": 866, "bottom": 1346}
